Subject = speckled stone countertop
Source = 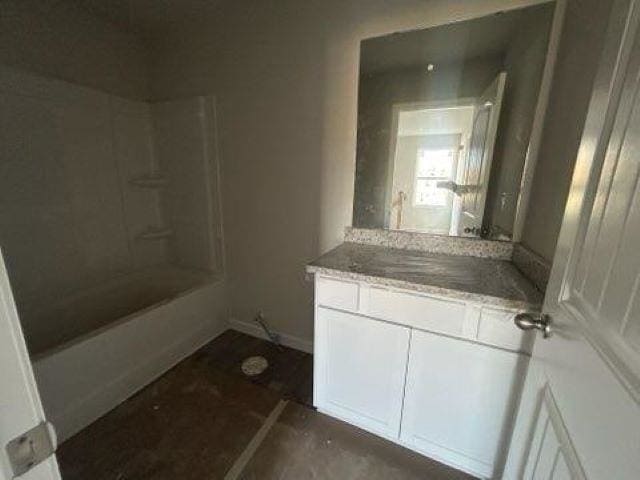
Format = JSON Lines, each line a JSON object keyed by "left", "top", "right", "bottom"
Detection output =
{"left": 307, "top": 242, "right": 543, "bottom": 310}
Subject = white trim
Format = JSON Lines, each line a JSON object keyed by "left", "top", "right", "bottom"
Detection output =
{"left": 228, "top": 318, "right": 314, "bottom": 354}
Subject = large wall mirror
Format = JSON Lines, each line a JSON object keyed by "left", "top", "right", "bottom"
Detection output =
{"left": 352, "top": 2, "right": 556, "bottom": 240}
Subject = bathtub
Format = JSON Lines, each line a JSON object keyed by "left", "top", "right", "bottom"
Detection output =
{"left": 30, "top": 266, "right": 227, "bottom": 442}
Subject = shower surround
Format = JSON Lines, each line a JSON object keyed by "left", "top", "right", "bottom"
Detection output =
{"left": 0, "top": 66, "right": 227, "bottom": 441}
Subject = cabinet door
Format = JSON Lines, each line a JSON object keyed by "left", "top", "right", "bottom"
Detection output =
{"left": 314, "top": 307, "right": 410, "bottom": 439}
{"left": 401, "top": 329, "right": 527, "bottom": 478}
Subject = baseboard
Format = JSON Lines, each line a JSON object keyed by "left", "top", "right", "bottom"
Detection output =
{"left": 228, "top": 317, "right": 313, "bottom": 354}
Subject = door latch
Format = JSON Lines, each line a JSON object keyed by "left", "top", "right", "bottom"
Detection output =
{"left": 514, "top": 312, "right": 552, "bottom": 338}
{"left": 5, "top": 422, "right": 57, "bottom": 478}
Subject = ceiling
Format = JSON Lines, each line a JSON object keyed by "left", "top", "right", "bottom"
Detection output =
{"left": 70, "top": 0, "right": 223, "bottom": 36}
{"left": 360, "top": 2, "right": 554, "bottom": 75}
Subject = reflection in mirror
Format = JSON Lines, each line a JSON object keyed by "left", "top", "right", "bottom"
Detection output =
{"left": 353, "top": 2, "right": 555, "bottom": 240}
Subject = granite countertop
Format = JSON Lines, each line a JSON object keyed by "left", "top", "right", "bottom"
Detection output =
{"left": 306, "top": 242, "right": 543, "bottom": 310}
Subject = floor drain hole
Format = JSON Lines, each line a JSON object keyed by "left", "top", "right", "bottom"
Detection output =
{"left": 242, "top": 356, "right": 268, "bottom": 376}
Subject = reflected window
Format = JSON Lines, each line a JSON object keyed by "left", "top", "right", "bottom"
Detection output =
{"left": 414, "top": 148, "right": 455, "bottom": 206}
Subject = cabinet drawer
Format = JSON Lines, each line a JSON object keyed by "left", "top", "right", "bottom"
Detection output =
{"left": 364, "top": 287, "right": 467, "bottom": 337}
{"left": 477, "top": 308, "right": 535, "bottom": 353}
{"left": 316, "top": 277, "right": 359, "bottom": 311}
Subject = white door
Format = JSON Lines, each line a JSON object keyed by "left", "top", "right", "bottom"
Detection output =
{"left": 504, "top": 1, "right": 640, "bottom": 478}
{"left": 314, "top": 307, "right": 410, "bottom": 439}
{"left": 0, "top": 249, "right": 61, "bottom": 480}
{"left": 458, "top": 72, "right": 506, "bottom": 237}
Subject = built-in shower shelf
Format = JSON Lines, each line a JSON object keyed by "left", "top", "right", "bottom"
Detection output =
{"left": 137, "top": 227, "right": 173, "bottom": 241}
{"left": 129, "top": 175, "right": 168, "bottom": 188}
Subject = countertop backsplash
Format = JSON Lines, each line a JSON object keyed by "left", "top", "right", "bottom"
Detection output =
{"left": 344, "top": 227, "right": 514, "bottom": 260}
{"left": 343, "top": 227, "right": 549, "bottom": 293}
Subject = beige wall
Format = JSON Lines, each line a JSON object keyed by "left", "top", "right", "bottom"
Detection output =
{"left": 484, "top": 3, "right": 554, "bottom": 237}
{"left": 0, "top": 0, "right": 151, "bottom": 100}
{"left": 521, "top": 0, "right": 613, "bottom": 261}
{"left": 150, "top": 0, "right": 547, "bottom": 342}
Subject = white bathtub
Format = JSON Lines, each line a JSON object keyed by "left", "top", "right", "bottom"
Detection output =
{"left": 30, "top": 267, "right": 227, "bottom": 442}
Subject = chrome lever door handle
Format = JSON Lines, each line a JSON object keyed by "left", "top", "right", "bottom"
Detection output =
{"left": 514, "top": 312, "right": 552, "bottom": 338}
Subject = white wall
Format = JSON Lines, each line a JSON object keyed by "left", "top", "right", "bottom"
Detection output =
{"left": 150, "top": 0, "right": 548, "bottom": 343}
{"left": 0, "top": 0, "right": 151, "bottom": 101}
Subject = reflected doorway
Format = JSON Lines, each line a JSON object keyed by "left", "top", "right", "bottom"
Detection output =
{"left": 386, "top": 72, "right": 506, "bottom": 237}
{"left": 387, "top": 102, "right": 474, "bottom": 235}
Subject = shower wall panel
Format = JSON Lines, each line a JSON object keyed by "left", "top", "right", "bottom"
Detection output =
{"left": 153, "top": 97, "right": 223, "bottom": 273}
{"left": 0, "top": 67, "right": 168, "bottom": 334}
{"left": 111, "top": 96, "right": 169, "bottom": 268}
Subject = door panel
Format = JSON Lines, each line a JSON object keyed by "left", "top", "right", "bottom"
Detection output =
{"left": 458, "top": 72, "right": 506, "bottom": 236}
{"left": 569, "top": 30, "right": 640, "bottom": 352}
{"left": 524, "top": 386, "right": 585, "bottom": 480}
{"left": 505, "top": 1, "right": 640, "bottom": 478}
{"left": 314, "top": 307, "right": 410, "bottom": 439}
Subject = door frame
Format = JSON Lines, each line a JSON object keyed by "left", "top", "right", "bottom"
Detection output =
{"left": 0, "top": 247, "right": 61, "bottom": 479}
{"left": 383, "top": 98, "right": 476, "bottom": 229}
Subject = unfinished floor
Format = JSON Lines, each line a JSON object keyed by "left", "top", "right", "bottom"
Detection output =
{"left": 57, "top": 330, "right": 474, "bottom": 480}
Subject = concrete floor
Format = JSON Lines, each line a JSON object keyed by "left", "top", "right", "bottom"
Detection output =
{"left": 239, "top": 401, "right": 474, "bottom": 480}
{"left": 57, "top": 330, "right": 474, "bottom": 479}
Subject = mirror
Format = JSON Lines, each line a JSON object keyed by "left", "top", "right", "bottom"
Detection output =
{"left": 352, "top": 2, "right": 555, "bottom": 240}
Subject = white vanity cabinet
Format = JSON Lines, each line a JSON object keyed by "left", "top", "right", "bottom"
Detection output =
{"left": 313, "top": 274, "right": 534, "bottom": 479}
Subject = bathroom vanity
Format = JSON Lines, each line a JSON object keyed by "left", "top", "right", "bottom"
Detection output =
{"left": 307, "top": 237, "right": 543, "bottom": 479}
{"left": 307, "top": 6, "right": 556, "bottom": 476}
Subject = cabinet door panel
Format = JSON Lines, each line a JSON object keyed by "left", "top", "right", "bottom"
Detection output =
{"left": 315, "top": 307, "right": 410, "bottom": 439}
{"left": 401, "top": 329, "right": 527, "bottom": 478}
